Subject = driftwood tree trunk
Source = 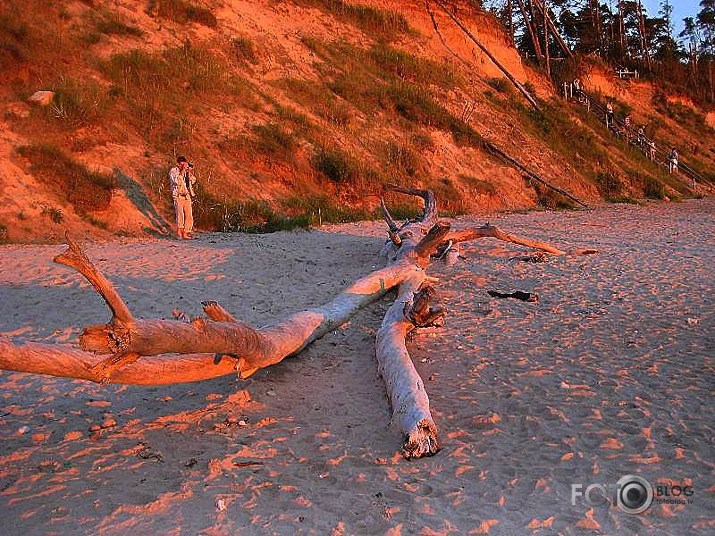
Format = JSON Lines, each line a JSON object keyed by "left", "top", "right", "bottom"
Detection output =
{"left": 0, "top": 188, "right": 569, "bottom": 458}
{"left": 375, "top": 187, "right": 445, "bottom": 457}
{"left": 1, "top": 237, "right": 416, "bottom": 383}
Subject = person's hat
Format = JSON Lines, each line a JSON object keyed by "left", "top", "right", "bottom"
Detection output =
{"left": 177, "top": 156, "right": 188, "bottom": 163}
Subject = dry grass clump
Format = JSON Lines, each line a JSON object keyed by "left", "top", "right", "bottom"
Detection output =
{"left": 220, "top": 123, "right": 299, "bottom": 162}
{"left": 299, "top": 0, "right": 410, "bottom": 41}
{"left": 100, "top": 42, "right": 253, "bottom": 149}
{"left": 192, "top": 192, "right": 371, "bottom": 233}
{"left": 147, "top": 0, "right": 218, "bottom": 28}
{"left": 231, "top": 36, "right": 258, "bottom": 65}
{"left": 459, "top": 174, "right": 496, "bottom": 196}
{"left": 18, "top": 144, "right": 116, "bottom": 213}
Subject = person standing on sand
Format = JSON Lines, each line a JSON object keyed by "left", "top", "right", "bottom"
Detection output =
{"left": 649, "top": 140, "right": 657, "bottom": 162}
{"left": 169, "top": 156, "right": 196, "bottom": 239}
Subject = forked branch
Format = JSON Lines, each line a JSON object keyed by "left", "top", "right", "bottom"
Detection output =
{"left": 446, "top": 225, "right": 566, "bottom": 255}
{"left": 54, "top": 231, "right": 134, "bottom": 325}
{"left": 387, "top": 184, "right": 438, "bottom": 227}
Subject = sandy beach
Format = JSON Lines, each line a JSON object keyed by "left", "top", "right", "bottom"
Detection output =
{"left": 0, "top": 199, "right": 713, "bottom": 535}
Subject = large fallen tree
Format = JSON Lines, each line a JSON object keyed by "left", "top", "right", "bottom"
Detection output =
{"left": 0, "top": 187, "right": 570, "bottom": 458}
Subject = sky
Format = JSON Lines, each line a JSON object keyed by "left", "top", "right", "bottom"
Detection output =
{"left": 642, "top": 0, "right": 701, "bottom": 38}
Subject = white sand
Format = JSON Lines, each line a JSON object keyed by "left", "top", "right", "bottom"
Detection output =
{"left": 0, "top": 199, "right": 713, "bottom": 534}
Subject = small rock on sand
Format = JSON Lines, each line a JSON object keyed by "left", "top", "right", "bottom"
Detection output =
{"left": 27, "top": 91, "right": 54, "bottom": 106}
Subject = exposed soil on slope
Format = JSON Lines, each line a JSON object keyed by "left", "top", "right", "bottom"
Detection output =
{"left": 0, "top": 0, "right": 712, "bottom": 243}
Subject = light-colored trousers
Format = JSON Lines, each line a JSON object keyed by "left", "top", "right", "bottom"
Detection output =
{"left": 173, "top": 196, "right": 193, "bottom": 232}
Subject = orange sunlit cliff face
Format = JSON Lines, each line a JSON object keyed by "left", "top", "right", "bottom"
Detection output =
{"left": 1, "top": 0, "right": 712, "bottom": 242}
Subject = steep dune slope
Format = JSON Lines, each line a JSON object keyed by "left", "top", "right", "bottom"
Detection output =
{"left": 0, "top": 0, "right": 712, "bottom": 242}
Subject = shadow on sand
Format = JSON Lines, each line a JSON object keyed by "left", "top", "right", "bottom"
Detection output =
{"left": 114, "top": 167, "right": 174, "bottom": 237}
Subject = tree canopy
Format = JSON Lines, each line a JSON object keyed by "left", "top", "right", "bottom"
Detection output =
{"left": 480, "top": 0, "right": 715, "bottom": 102}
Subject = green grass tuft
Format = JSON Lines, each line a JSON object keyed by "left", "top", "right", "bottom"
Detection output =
{"left": 221, "top": 122, "right": 299, "bottom": 161}
{"left": 41, "top": 206, "right": 64, "bottom": 223}
{"left": 606, "top": 196, "right": 641, "bottom": 205}
{"left": 385, "top": 82, "right": 482, "bottom": 147}
{"left": 252, "top": 123, "right": 298, "bottom": 158}
{"left": 368, "top": 43, "right": 458, "bottom": 87}
{"left": 642, "top": 176, "right": 666, "bottom": 199}
{"left": 193, "top": 192, "right": 371, "bottom": 233}
{"left": 92, "top": 10, "right": 143, "bottom": 38}
{"left": 652, "top": 92, "right": 711, "bottom": 132}
{"left": 428, "top": 177, "right": 465, "bottom": 215}
{"left": 519, "top": 100, "right": 608, "bottom": 175}
{"left": 100, "top": 43, "right": 252, "bottom": 149}
{"left": 311, "top": 146, "right": 359, "bottom": 184}
{"left": 280, "top": 195, "right": 371, "bottom": 224}
{"left": 310, "top": 145, "right": 385, "bottom": 192}
{"left": 486, "top": 77, "right": 513, "bottom": 95}
{"left": 45, "top": 78, "right": 109, "bottom": 127}
{"left": 383, "top": 141, "right": 420, "bottom": 177}
{"left": 0, "top": 12, "right": 30, "bottom": 63}
{"left": 531, "top": 181, "right": 575, "bottom": 210}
